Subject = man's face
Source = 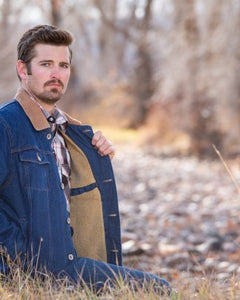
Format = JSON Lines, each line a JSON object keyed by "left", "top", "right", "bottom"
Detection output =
{"left": 23, "top": 43, "right": 71, "bottom": 105}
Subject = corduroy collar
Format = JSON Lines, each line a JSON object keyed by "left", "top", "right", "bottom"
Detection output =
{"left": 15, "top": 88, "right": 82, "bottom": 131}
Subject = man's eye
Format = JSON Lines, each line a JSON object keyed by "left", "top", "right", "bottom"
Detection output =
{"left": 61, "top": 64, "right": 70, "bottom": 69}
{"left": 41, "top": 63, "right": 50, "bottom": 67}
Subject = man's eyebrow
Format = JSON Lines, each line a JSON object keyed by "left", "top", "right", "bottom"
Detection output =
{"left": 60, "top": 61, "right": 70, "bottom": 65}
{"left": 38, "top": 60, "right": 53, "bottom": 63}
{"left": 38, "top": 60, "right": 70, "bottom": 64}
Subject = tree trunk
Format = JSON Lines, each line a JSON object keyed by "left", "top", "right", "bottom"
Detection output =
{"left": 0, "top": 0, "right": 11, "bottom": 32}
{"left": 50, "top": 0, "right": 63, "bottom": 26}
{"left": 131, "top": 0, "right": 155, "bottom": 127}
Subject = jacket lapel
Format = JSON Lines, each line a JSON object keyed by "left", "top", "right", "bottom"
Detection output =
{"left": 15, "top": 88, "right": 82, "bottom": 131}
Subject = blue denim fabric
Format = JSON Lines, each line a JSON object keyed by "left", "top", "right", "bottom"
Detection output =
{"left": 0, "top": 99, "right": 170, "bottom": 292}
{"left": 64, "top": 257, "right": 171, "bottom": 293}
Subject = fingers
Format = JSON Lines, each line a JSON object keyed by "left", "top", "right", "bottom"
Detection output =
{"left": 92, "top": 130, "right": 115, "bottom": 159}
{"left": 98, "top": 141, "right": 115, "bottom": 159}
{"left": 92, "top": 131, "right": 105, "bottom": 150}
{"left": 91, "top": 130, "right": 102, "bottom": 147}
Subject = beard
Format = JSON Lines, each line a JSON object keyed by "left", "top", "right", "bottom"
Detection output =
{"left": 36, "top": 80, "right": 65, "bottom": 104}
{"left": 37, "top": 88, "right": 63, "bottom": 104}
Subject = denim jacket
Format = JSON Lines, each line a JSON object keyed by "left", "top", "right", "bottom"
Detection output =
{"left": 0, "top": 89, "right": 122, "bottom": 275}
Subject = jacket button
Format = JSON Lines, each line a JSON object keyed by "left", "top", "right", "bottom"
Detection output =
{"left": 47, "top": 133, "right": 52, "bottom": 140}
{"left": 111, "top": 249, "right": 119, "bottom": 253}
{"left": 67, "top": 217, "right": 71, "bottom": 224}
{"left": 48, "top": 116, "right": 55, "bottom": 123}
{"left": 37, "top": 153, "right": 42, "bottom": 162}
{"left": 68, "top": 254, "right": 74, "bottom": 261}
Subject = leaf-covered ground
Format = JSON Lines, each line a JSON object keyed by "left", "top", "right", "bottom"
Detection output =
{"left": 113, "top": 146, "right": 240, "bottom": 288}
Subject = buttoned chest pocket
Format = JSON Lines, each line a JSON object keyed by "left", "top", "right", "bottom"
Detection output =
{"left": 19, "top": 150, "right": 50, "bottom": 191}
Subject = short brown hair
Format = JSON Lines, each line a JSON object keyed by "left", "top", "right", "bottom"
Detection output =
{"left": 17, "top": 24, "right": 73, "bottom": 64}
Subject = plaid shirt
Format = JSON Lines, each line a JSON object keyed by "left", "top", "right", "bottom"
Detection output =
{"left": 49, "top": 108, "right": 71, "bottom": 212}
{"left": 23, "top": 89, "right": 71, "bottom": 212}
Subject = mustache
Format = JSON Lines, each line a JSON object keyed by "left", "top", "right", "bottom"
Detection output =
{"left": 44, "top": 80, "right": 64, "bottom": 88}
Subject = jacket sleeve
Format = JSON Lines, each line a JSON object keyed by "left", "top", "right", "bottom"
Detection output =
{"left": 0, "top": 119, "right": 26, "bottom": 260}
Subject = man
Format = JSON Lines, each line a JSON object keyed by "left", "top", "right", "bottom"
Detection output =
{"left": 0, "top": 25, "right": 170, "bottom": 293}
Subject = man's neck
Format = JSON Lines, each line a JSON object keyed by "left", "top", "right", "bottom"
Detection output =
{"left": 39, "top": 102, "right": 56, "bottom": 114}
{"left": 22, "top": 87, "right": 56, "bottom": 114}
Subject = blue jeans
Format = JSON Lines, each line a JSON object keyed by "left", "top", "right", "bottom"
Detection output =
{"left": 64, "top": 257, "right": 171, "bottom": 294}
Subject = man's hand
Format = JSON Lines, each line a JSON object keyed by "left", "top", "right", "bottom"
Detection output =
{"left": 92, "top": 130, "right": 115, "bottom": 159}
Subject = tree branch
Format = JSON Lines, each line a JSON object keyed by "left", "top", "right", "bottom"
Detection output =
{"left": 93, "top": 0, "right": 135, "bottom": 42}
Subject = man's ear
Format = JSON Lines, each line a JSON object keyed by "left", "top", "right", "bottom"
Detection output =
{"left": 16, "top": 60, "right": 28, "bottom": 80}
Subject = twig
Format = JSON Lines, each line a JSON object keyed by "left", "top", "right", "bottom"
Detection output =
{"left": 212, "top": 144, "right": 240, "bottom": 194}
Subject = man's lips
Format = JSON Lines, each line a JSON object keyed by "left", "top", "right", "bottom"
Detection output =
{"left": 44, "top": 80, "right": 64, "bottom": 88}
{"left": 48, "top": 83, "right": 61, "bottom": 87}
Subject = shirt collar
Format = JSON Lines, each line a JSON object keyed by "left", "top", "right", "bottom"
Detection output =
{"left": 50, "top": 107, "right": 68, "bottom": 133}
{"left": 52, "top": 107, "right": 68, "bottom": 126}
{"left": 15, "top": 88, "right": 82, "bottom": 131}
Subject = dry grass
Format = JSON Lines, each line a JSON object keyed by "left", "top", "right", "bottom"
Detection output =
{"left": 0, "top": 267, "right": 172, "bottom": 300}
{"left": 174, "top": 274, "right": 240, "bottom": 300}
{"left": 1, "top": 266, "right": 240, "bottom": 299}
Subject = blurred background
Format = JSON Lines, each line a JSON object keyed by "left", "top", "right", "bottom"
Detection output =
{"left": 1, "top": 0, "right": 240, "bottom": 284}
{"left": 1, "top": 0, "right": 240, "bottom": 157}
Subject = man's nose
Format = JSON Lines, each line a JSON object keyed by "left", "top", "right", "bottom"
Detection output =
{"left": 50, "top": 66, "right": 61, "bottom": 78}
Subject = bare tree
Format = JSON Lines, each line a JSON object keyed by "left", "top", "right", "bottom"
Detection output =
{"left": 178, "top": 0, "right": 216, "bottom": 156}
{"left": 93, "top": 0, "right": 155, "bottom": 127}
{"left": 0, "top": 0, "right": 11, "bottom": 32}
{"left": 151, "top": 0, "right": 240, "bottom": 156}
{"left": 50, "top": 0, "right": 63, "bottom": 26}
{"left": 0, "top": 0, "right": 22, "bottom": 102}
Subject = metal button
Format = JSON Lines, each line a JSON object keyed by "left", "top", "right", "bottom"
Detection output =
{"left": 67, "top": 217, "right": 71, "bottom": 225}
{"left": 68, "top": 254, "right": 74, "bottom": 261}
{"left": 37, "top": 153, "right": 42, "bottom": 162}
{"left": 47, "top": 133, "right": 52, "bottom": 140}
{"left": 48, "top": 116, "right": 55, "bottom": 123}
{"left": 111, "top": 249, "right": 119, "bottom": 253}
{"left": 103, "top": 179, "right": 113, "bottom": 183}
